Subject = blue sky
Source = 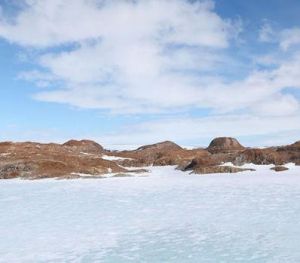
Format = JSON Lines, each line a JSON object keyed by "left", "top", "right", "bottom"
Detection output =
{"left": 0, "top": 0, "right": 300, "bottom": 148}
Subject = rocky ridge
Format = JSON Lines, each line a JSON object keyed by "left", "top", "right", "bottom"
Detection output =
{"left": 0, "top": 137, "right": 299, "bottom": 179}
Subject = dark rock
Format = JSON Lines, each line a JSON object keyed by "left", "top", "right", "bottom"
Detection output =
{"left": 271, "top": 166, "right": 289, "bottom": 172}
{"left": 192, "top": 166, "right": 255, "bottom": 174}
{"left": 233, "top": 148, "right": 287, "bottom": 166}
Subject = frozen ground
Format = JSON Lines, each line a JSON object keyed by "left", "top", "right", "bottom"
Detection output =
{"left": 1, "top": 165, "right": 300, "bottom": 262}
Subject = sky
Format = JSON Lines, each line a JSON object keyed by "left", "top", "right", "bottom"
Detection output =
{"left": 0, "top": 0, "right": 300, "bottom": 149}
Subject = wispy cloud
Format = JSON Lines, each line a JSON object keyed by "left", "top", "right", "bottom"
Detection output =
{"left": 259, "top": 21, "right": 275, "bottom": 42}
{"left": 259, "top": 21, "right": 300, "bottom": 51}
{"left": 280, "top": 28, "right": 300, "bottom": 51}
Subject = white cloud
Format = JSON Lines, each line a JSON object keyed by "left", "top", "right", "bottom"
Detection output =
{"left": 27, "top": 47, "right": 300, "bottom": 114}
{"left": 0, "top": 0, "right": 231, "bottom": 48}
{"left": 97, "top": 114, "right": 300, "bottom": 147}
{"left": 12, "top": 0, "right": 299, "bottom": 116}
{"left": 258, "top": 21, "right": 300, "bottom": 51}
{"left": 251, "top": 94, "right": 299, "bottom": 117}
{"left": 0, "top": 0, "right": 239, "bottom": 113}
{"left": 1, "top": 0, "right": 300, "bottom": 145}
{"left": 280, "top": 27, "right": 300, "bottom": 51}
{"left": 259, "top": 22, "right": 275, "bottom": 42}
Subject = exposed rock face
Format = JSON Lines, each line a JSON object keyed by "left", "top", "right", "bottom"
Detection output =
{"left": 111, "top": 141, "right": 209, "bottom": 168}
{"left": 117, "top": 138, "right": 300, "bottom": 174}
{"left": 282, "top": 141, "right": 300, "bottom": 151}
{"left": 232, "top": 148, "right": 286, "bottom": 166}
{"left": 63, "top": 139, "right": 104, "bottom": 154}
{"left": 191, "top": 166, "right": 255, "bottom": 174}
{"left": 276, "top": 142, "right": 300, "bottom": 164}
{"left": 177, "top": 138, "right": 300, "bottom": 174}
{"left": 207, "top": 137, "right": 245, "bottom": 153}
{"left": 0, "top": 162, "right": 33, "bottom": 179}
{"left": 136, "top": 141, "right": 182, "bottom": 152}
{"left": 0, "top": 141, "right": 126, "bottom": 179}
{"left": 0, "top": 138, "right": 300, "bottom": 179}
{"left": 181, "top": 156, "right": 255, "bottom": 174}
{"left": 271, "top": 166, "right": 289, "bottom": 172}
{"left": 183, "top": 156, "right": 219, "bottom": 170}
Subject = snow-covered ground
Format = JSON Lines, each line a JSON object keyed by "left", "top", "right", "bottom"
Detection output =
{"left": 1, "top": 165, "right": 300, "bottom": 262}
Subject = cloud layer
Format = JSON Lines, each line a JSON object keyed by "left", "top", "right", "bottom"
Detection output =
{"left": 0, "top": 0, "right": 300, "bottom": 145}
{"left": 1, "top": 0, "right": 239, "bottom": 113}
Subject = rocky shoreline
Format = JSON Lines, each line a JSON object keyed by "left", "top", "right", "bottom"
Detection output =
{"left": 0, "top": 137, "right": 299, "bottom": 179}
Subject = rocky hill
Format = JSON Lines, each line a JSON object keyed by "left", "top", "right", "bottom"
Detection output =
{"left": 207, "top": 137, "right": 245, "bottom": 153}
{"left": 0, "top": 137, "right": 299, "bottom": 179}
{"left": 0, "top": 140, "right": 141, "bottom": 179}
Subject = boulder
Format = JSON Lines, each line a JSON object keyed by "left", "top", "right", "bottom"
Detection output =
{"left": 207, "top": 137, "right": 244, "bottom": 153}
{"left": 183, "top": 156, "right": 219, "bottom": 171}
{"left": 136, "top": 141, "right": 182, "bottom": 152}
{"left": 192, "top": 166, "right": 255, "bottom": 175}
{"left": 181, "top": 155, "right": 255, "bottom": 174}
{"left": 271, "top": 166, "right": 289, "bottom": 172}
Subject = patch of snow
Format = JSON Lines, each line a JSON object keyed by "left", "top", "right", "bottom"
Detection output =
{"left": 71, "top": 172, "right": 94, "bottom": 177}
{"left": 0, "top": 153, "right": 11, "bottom": 157}
{"left": 182, "top": 145, "right": 199, "bottom": 150}
{"left": 103, "top": 144, "right": 141, "bottom": 151}
{"left": 102, "top": 155, "right": 133, "bottom": 161}
{"left": 80, "top": 152, "right": 93, "bottom": 156}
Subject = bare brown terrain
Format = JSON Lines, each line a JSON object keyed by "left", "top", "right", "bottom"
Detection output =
{"left": 0, "top": 140, "right": 134, "bottom": 179}
{"left": 0, "top": 137, "right": 299, "bottom": 179}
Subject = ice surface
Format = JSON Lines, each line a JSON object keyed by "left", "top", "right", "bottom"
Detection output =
{"left": 1, "top": 165, "right": 300, "bottom": 262}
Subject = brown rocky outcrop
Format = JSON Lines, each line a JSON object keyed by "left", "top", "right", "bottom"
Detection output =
{"left": 136, "top": 141, "right": 182, "bottom": 152}
{"left": 207, "top": 137, "right": 245, "bottom": 153}
{"left": 181, "top": 155, "right": 255, "bottom": 175}
{"left": 271, "top": 166, "right": 289, "bottom": 172}
{"left": 191, "top": 166, "right": 255, "bottom": 175}
{"left": 281, "top": 140, "right": 300, "bottom": 151}
{"left": 1, "top": 137, "right": 300, "bottom": 179}
{"left": 231, "top": 140, "right": 300, "bottom": 166}
{"left": 276, "top": 141, "right": 300, "bottom": 164}
{"left": 177, "top": 137, "right": 300, "bottom": 174}
{"left": 111, "top": 141, "right": 210, "bottom": 168}
{"left": 91, "top": 138, "right": 300, "bottom": 175}
{"left": 0, "top": 141, "right": 128, "bottom": 179}
{"left": 63, "top": 139, "right": 104, "bottom": 154}
{"left": 232, "top": 148, "right": 287, "bottom": 166}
